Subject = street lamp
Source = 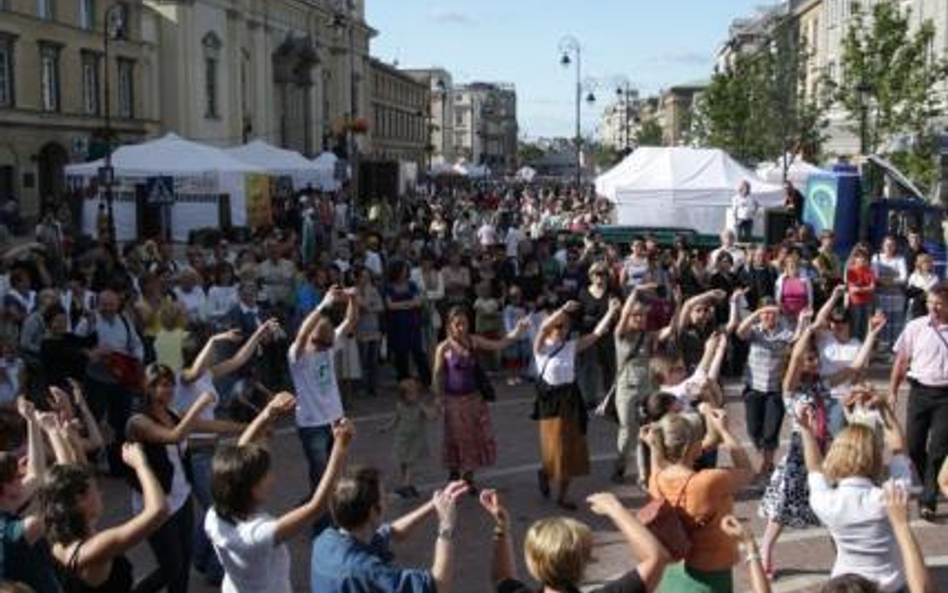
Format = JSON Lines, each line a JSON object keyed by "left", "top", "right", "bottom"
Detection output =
{"left": 558, "top": 35, "right": 585, "bottom": 189}
{"left": 100, "top": 2, "right": 126, "bottom": 245}
{"left": 614, "top": 77, "right": 635, "bottom": 154}
{"left": 433, "top": 78, "right": 447, "bottom": 166}
{"left": 856, "top": 81, "right": 873, "bottom": 156}
{"left": 331, "top": 0, "right": 359, "bottom": 199}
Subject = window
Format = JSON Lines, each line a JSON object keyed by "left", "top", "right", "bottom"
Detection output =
{"left": 201, "top": 32, "right": 222, "bottom": 118}
{"left": 79, "top": 0, "right": 95, "bottom": 30}
{"left": 0, "top": 36, "right": 13, "bottom": 107}
{"left": 204, "top": 57, "right": 218, "bottom": 117}
{"left": 39, "top": 43, "right": 60, "bottom": 112}
{"left": 80, "top": 51, "right": 99, "bottom": 115}
{"left": 37, "top": 0, "right": 53, "bottom": 19}
{"left": 117, "top": 58, "right": 133, "bottom": 118}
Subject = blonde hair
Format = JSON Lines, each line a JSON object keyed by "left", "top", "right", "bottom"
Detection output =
{"left": 653, "top": 413, "right": 704, "bottom": 464}
{"left": 823, "top": 424, "right": 883, "bottom": 483}
{"left": 524, "top": 517, "right": 593, "bottom": 589}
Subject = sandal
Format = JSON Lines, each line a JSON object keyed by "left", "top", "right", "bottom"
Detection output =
{"left": 537, "top": 470, "right": 550, "bottom": 499}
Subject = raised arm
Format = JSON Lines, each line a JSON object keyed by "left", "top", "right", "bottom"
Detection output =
{"left": 849, "top": 313, "right": 886, "bottom": 375}
{"left": 290, "top": 287, "right": 343, "bottom": 360}
{"left": 335, "top": 291, "right": 360, "bottom": 338}
{"left": 428, "top": 481, "right": 468, "bottom": 593}
{"left": 479, "top": 490, "right": 517, "bottom": 584}
{"left": 783, "top": 325, "right": 817, "bottom": 393}
{"left": 707, "top": 408, "right": 754, "bottom": 489}
{"left": 704, "top": 333, "right": 728, "bottom": 383}
{"left": 720, "top": 516, "right": 771, "bottom": 593}
{"left": 577, "top": 298, "right": 622, "bottom": 353}
{"left": 69, "top": 444, "right": 169, "bottom": 569}
{"left": 207, "top": 323, "right": 276, "bottom": 379}
{"left": 588, "top": 492, "right": 670, "bottom": 592}
{"left": 797, "top": 406, "right": 825, "bottom": 473}
{"left": 238, "top": 391, "right": 296, "bottom": 446}
{"left": 677, "top": 289, "right": 725, "bottom": 333}
{"left": 815, "top": 284, "right": 846, "bottom": 328}
{"left": 16, "top": 399, "right": 46, "bottom": 495}
{"left": 273, "top": 419, "right": 354, "bottom": 544}
{"left": 534, "top": 302, "right": 577, "bottom": 354}
{"left": 126, "top": 392, "right": 215, "bottom": 445}
{"left": 473, "top": 317, "right": 530, "bottom": 352}
{"left": 884, "top": 484, "right": 931, "bottom": 593}
{"left": 69, "top": 381, "right": 105, "bottom": 454}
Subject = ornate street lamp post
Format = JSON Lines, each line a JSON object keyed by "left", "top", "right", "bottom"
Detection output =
{"left": 559, "top": 36, "right": 586, "bottom": 190}
{"left": 100, "top": 2, "right": 127, "bottom": 245}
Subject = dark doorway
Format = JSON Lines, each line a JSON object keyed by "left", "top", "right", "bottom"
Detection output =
{"left": 0, "top": 165, "right": 13, "bottom": 199}
{"left": 37, "top": 142, "right": 69, "bottom": 210}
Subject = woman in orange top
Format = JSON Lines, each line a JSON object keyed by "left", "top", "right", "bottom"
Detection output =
{"left": 646, "top": 407, "right": 754, "bottom": 592}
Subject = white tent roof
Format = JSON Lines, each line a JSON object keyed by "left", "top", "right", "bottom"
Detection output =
{"left": 64, "top": 133, "right": 264, "bottom": 177}
{"left": 226, "top": 140, "right": 316, "bottom": 174}
{"left": 516, "top": 166, "right": 537, "bottom": 182}
{"left": 313, "top": 151, "right": 339, "bottom": 169}
{"left": 756, "top": 154, "right": 828, "bottom": 186}
{"left": 596, "top": 146, "right": 784, "bottom": 234}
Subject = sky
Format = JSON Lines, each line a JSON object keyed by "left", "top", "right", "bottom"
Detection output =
{"left": 366, "top": 0, "right": 773, "bottom": 140}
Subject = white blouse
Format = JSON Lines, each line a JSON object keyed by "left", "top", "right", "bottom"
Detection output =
{"left": 534, "top": 339, "right": 577, "bottom": 386}
{"left": 807, "top": 454, "right": 914, "bottom": 593}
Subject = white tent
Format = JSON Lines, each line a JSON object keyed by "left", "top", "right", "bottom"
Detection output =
{"left": 65, "top": 133, "right": 265, "bottom": 242}
{"left": 226, "top": 140, "right": 323, "bottom": 189}
{"left": 756, "top": 154, "right": 828, "bottom": 187}
{"left": 596, "top": 146, "right": 784, "bottom": 235}
{"left": 516, "top": 166, "right": 537, "bottom": 182}
{"left": 312, "top": 151, "right": 342, "bottom": 191}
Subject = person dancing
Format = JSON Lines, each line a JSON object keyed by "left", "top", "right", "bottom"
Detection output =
{"left": 533, "top": 298, "right": 620, "bottom": 510}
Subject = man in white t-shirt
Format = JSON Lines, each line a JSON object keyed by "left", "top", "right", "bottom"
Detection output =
{"left": 288, "top": 286, "right": 358, "bottom": 508}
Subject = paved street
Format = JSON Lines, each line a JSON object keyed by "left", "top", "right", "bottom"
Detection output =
{"left": 101, "top": 369, "right": 948, "bottom": 593}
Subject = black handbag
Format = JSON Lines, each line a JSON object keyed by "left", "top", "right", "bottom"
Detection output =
{"left": 473, "top": 360, "right": 496, "bottom": 402}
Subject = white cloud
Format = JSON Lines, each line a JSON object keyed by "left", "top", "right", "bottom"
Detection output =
{"left": 428, "top": 7, "right": 476, "bottom": 26}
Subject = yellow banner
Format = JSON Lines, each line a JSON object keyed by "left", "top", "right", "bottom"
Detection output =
{"left": 245, "top": 174, "right": 273, "bottom": 229}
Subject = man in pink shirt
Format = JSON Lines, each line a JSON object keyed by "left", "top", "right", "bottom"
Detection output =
{"left": 889, "top": 281, "right": 948, "bottom": 521}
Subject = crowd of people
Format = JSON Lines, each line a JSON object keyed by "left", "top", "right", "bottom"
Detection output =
{"left": 0, "top": 180, "right": 945, "bottom": 593}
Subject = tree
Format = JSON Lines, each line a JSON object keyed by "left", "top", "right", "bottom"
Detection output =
{"left": 694, "top": 13, "right": 828, "bottom": 168}
{"left": 831, "top": 0, "right": 948, "bottom": 192}
{"left": 518, "top": 141, "right": 545, "bottom": 166}
{"left": 634, "top": 119, "right": 664, "bottom": 147}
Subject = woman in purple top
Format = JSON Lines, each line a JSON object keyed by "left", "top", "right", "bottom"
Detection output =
{"left": 433, "top": 306, "right": 529, "bottom": 491}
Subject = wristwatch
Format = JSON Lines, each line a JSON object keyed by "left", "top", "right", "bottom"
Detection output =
{"left": 437, "top": 526, "right": 454, "bottom": 541}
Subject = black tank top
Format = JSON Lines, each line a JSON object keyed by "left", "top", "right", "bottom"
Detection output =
{"left": 60, "top": 541, "right": 134, "bottom": 593}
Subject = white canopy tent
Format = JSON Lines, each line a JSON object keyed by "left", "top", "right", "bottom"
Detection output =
{"left": 756, "top": 154, "right": 828, "bottom": 187}
{"left": 226, "top": 140, "right": 324, "bottom": 189}
{"left": 596, "top": 147, "right": 784, "bottom": 235}
{"left": 65, "top": 133, "right": 265, "bottom": 242}
{"left": 312, "top": 151, "right": 342, "bottom": 191}
{"left": 516, "top": 166, "right": 537, "bottom": 182}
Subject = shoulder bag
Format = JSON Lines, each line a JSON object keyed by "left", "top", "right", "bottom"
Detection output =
{"left": 636, "top": 470, "right": 696, "bottom": 562}
{"left": 595, "top": 332, "right": 647, "bottom": 424}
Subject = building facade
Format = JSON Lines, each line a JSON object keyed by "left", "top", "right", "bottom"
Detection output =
{"left": 453, "top": 81, "right": 517, "bottom": 173}
{"left": 144, "top": 0, "right": 374, "bottom": 158}
{"left": 403, "top": 67, "right": 454, "bottom": 165}
{"left": 791, "top": 0, "right": 948, "bottom": 155}
{"left": 598, "top": 90, "right": 640, "bottom": 151}
{"left": 366, "top": 57, "right": 427, "bottom": 166}
{"left": 0, "top": 0, "right": 158, "bottom": 216}
{"left": 659, "top": 82, "right": 706, "bottom": 146}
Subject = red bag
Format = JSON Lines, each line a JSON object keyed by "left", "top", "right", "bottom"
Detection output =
{"left": 637, "top": 472, "right": 695, "bottom": 561}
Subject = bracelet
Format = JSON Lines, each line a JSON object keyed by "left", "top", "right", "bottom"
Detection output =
{"left": 437, "top": 526, "right": 454, "bottom": 542}
{"left": 744, "top": 552, "right": 761, "bottom": 564}
{"left": 493, "top": 523, "right": 508, "bottom": 538}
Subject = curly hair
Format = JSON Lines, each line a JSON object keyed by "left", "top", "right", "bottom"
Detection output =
{"left": 38, "top": 464, "right": 94, "bottom": 545}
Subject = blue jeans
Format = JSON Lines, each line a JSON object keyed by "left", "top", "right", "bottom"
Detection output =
{"left": 189, "top": 445, "right": 223, "bottom": 581}
{"left": 298, "top": 425, "right": 335, "bottom": 534}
